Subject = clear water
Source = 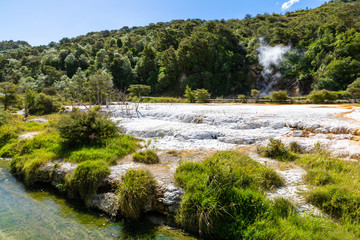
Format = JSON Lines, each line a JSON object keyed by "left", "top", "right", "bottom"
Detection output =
{"left": 0, "top": 159, "right": 194, "bottom": 240}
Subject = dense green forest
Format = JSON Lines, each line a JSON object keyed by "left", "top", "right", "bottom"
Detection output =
{"left": 1, "top": 0, "right": 360, "bottom": 98}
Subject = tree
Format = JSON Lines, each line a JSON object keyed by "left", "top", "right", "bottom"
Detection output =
{"left": 0, "top": 82, "right": 17, "bottom": 110}
{"left": 128, "top": 84, "right": 151, "bottom": 97}
{"left": 88, "top": 70, "right": 113, "bottom": 105}
{"left": 347, "top": 77, "right": 360, "bottom": 99}
{"left": 251, "top": 89, "right": 261, "bottom": 103}
{"left": 184, "top": 85, "right": 195, "bottom": 103}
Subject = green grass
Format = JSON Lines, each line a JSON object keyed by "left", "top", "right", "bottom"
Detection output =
{"left": 68, "top": 148, "right": 117, "bottom": 165}
{"left": 175, "top": 151, "right": 283, "bottom": 238}
{"left": 175, "top": 150, "right": 359, "bottom": 239}
{"left": 115, "top": 169, "right": 156, "bottom": 220}
{"left": 295, "top": 152, "right": 360, "bottom": 237}
{"left": 133, "top": 149, "right": 160, "bottom": 164}
{"left": 68, "top": 160, "right": 110, "bottom": 199}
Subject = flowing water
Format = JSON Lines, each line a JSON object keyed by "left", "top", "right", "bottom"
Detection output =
{"left": 0, "top": 159, "right": 194, "bottom": 240}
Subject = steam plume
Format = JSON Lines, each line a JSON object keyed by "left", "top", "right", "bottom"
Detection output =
{"left": 257, "top": 38, "right": 290, "bottom": 94}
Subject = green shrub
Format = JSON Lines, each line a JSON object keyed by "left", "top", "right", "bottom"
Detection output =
{"left": 251, "top": 89, "right": 260, "bottom": 103}
{"left": 25, "top": 90, "right": 60, "bottom": 115}
{"left": 259, "top": 138, "right": 298, "bottom": 161}
{"left": 289, "top": 141, "right": 301, "bottom": 153}
{"left": 0, "top": 125, "right": 18, "bottom": 149}
{"left": 184, "top": 85, "right": 195, "bottom": 103}
{"left": 175, "top": 151, "right": 283, "bottom": 238}
{"left": 0, "top": 110, "right": 11, "bottom": 126}
{"left": 133, "top": 149, "right": 159, "bottom": 164}
{"left": 308, "top": 89, "right": 338, "bottom": 104}
{"left": 69, "top": 160, "right": 110, "bottom": 198}
{"left": 270, "top": 90, "right": 289, "bottom": 103}
{"left": 194, "top": 89, "right": 210, "bottom": 103}
{"left": 115, "top": 169, "right": 156, "bottom": 220}
{"left": 237, "top": 94, "right": 246, "bottom": 103}
{"left": 57, "top": 110, "right": 119, "bottom": 147}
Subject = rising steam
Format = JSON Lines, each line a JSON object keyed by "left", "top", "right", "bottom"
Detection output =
{"left": 257, "top": 38, "right": 291, "bottom": 95}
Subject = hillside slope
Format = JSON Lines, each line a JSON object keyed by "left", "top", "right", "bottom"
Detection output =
{"left": 0, "top": 1, "right": 360, "bottom": 97}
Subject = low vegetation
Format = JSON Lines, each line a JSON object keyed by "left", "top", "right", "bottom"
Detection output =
{"left": 115, "top": 169, "right": 156, "bottom": 220}
{"left": 258, "top": 137, "right": 298, "bottom": 161}
{"left": 175, "top": 151, "right": 283, "bottom": 238}
{"left": 307, "top": 89, "right": 338, "bottom": 104}
{"left": 68, "top": 160, "right": 110, "bottom": 198}
{"left": 57, "top": 110, "right": 119, "bottom": 147}
{"left": 133, "top": 149, "right": 159, "bottom": 164}
{"left": 175, "top": 150, "right": 357, "bottom": 239}
{"left": 296, "top": 152, "right": 360, "bottom": 229}
{"left": 0, "top": 110, "right": 138, "bottom": 196}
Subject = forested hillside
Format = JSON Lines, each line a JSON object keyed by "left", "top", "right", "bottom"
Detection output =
{"left": 1, "top": 0, "right": 360, "bottom": 97}
{"left": 0, "top": 40, "right": 31, "bottom": 57}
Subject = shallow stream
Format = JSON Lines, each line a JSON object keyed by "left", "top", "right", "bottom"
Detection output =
{"left": 0, "top": 159, "right": 192, "bottom": 240}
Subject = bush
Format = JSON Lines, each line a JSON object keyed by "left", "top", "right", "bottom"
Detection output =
{"left": 175, "top": 151, "right": 283, "bottom": 238}
{"left": 57, "top": 110, "right": 119, "bottom": 147}
{"left": 133, "top": 149, "right": 159, "bottom": 164}
{"left": 0, "top": 125, "right": 18, "bottom": 149}
{"left": 0, "top": 110, "right": 11, "bottom": 126}
{"left": 194, "top": 89, "right": 210, "bottom": 103}
{"left": 270, "top": 90, "right": 289, "bottom": 103}
{"left": 25, "top": 90, "right": 60, "bottom": 115}
{"left": 69, "top": 160, "right": 110, "bottom": 198}
{"left": 347, "top": 77, "right": 360, "bottom": 99}
{"left": 259, "top": 138, "right": 298, "bottom": 161}
{"left": 237, "top": 94, "right": 247, "bottom": 103}
{"left": 251, "top": 89, "right": 260, "bottom": 103}
{"left": 289, "top": 141, "right": 301, "bottom": 153}
{"left": 115, "top": 169, "right": 156, "bottom": 220}
{"left": 308, "top": 89, "right": 338, "bottom": 104}
{"left": 184, "top": 85, "right": 195, "bottom": 103}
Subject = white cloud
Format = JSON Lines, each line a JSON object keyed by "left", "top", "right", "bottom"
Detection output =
{"left": 281, "top": 0, "right": 300, "bottom": 11}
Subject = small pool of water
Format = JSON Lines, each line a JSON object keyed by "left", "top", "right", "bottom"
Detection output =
{"left": 0, "top": 159, "right": 194, "bottom": 240}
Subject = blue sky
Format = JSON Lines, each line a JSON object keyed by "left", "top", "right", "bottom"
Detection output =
{"left": 0, "top": 0, "right": 327, "bottom": 46}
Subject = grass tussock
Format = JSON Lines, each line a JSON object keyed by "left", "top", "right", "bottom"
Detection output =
{"left": 115, "top": 169, "right": 156, "bottom": 220}
{"left": 68, "top": 160, "right": 110, "bottom": 198}
{"left": 175, "top": 151, "right": 283, "bottom": 238}
{"left": 133, "top": 149, "right": 160, "bottom": 164}
{"left": 258, "top": 138, "right": 298, "bottom": 161}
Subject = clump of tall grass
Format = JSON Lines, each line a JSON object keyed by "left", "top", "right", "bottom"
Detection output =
{"left": 115, "top": 169, "right": 156, "bottom": 220}
{"left": 175, "top": 151, "right": 283, "bottom": 238}
{"left": 258, "top": 138, "right": 298, "bottom": 161}
{"left": 68, "top": 160, "right": 110, "bottom": 198}
{"left": 133, "top": 149, "right": 159, "bottom": 164}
